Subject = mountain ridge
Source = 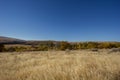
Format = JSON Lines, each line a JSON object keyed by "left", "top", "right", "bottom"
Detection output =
{"left": 0, "top": 36, "right": 26, "bottom": 44}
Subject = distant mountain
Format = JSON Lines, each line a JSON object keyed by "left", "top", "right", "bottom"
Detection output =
{"left": 0, "top": 36, "right": 60, "bottom": 45}
{"left": 0, "top": 36, "right": 26, "bottom": 44}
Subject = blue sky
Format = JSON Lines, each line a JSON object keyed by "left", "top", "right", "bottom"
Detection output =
{"left": 0, "top": 0, "right": 120, "bottom": 41}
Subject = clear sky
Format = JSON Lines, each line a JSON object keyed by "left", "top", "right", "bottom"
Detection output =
{"left": 0, "top": 0, "right": 120, "bottom": 41}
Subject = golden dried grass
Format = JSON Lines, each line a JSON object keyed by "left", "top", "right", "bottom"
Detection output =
{"left": 0, "top": 50, "right": 120, "bottom": 80}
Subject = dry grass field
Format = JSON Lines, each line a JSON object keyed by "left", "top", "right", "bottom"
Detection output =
{"left": 0, "top": 50, "right": 120, "bottom": 80}
{"left": 4, "top": 44, "right": 31, "bottom": 48}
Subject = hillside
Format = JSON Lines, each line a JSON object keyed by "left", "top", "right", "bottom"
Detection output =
{"left": 0, "top": 36, "right": 60, "bottom": 45}
{"left": 0, "top": 36, "right": 26, "bottom": 44}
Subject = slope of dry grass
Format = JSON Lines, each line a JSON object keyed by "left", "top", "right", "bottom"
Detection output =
{"left": 0, "top": 50, "right": 120, "bottom": 80}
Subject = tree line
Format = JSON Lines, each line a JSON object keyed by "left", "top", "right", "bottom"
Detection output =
{"left": 0, "top": 41, "right": 120, "bottom": 52}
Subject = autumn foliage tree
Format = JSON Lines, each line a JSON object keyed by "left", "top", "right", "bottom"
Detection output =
{"left": 1, "top": 41, "right": 120, "bottom": 52}
{"left": 86, "top": 42, "right": 98, "bottom": 49}
{"left": 60, "top": 41, "right": 72, "bottom": 50}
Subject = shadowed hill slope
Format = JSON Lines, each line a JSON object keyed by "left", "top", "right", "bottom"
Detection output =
{"left": 0, "top": 36, "right": 26, "bottom": 44}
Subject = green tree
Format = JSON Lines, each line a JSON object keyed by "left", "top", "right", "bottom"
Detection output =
{"left": 0, "top": 44, "right": 5, "bottom": 52}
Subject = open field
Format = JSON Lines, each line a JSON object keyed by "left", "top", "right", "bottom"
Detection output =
{"left": 4, "top": 44, "right": 31, "bottom": 48}
{"left": 0, "top": 50, "right": 120, "bottom": 80}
